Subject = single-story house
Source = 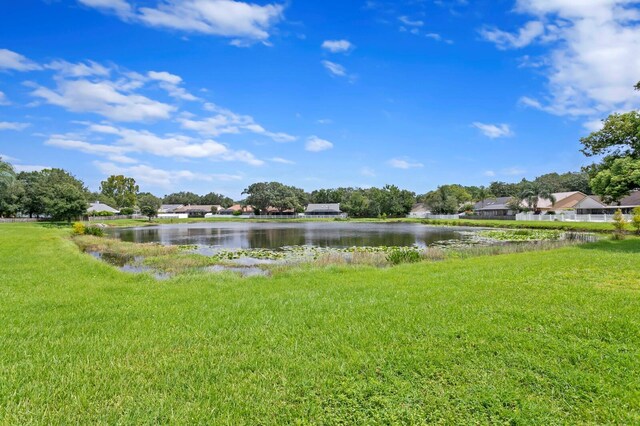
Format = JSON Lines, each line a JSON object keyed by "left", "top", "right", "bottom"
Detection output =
{"left": 87, "top": 201, "right": 119, "bottom": 215}
{"left": 530, "top": 191, "right": 588, "bottom": 213}
{"left": 305, "top": 203, "right": 344, "bottom": 217}
{"left": 263, "top": 207, "right": 296, "bottom": 216}
{"left": 174, "top": 205, "right": 220, "bottom": 218}
{"left": 219, "top": 204, "right": 255, "bottom": 215}
{"left": 576, "top": 191, "right": 640, "bottom": 214}
{"left": 408, "top": 203, "right": 432, "bottom": 218}
{"left": 473, "top": 197, "right": 517, "bottom": 217}
{"left": 159, "top": 204, "right": 184, "bottom": 214}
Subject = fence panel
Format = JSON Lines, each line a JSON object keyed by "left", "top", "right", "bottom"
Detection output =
{"left": 516, "top": 213, "right": 632, "bottom": 223}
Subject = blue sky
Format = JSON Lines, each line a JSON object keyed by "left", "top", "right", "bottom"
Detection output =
{"left": 1, "top": 0, "right": 639, "bottom": 198}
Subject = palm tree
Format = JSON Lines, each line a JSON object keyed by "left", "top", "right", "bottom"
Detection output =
{"left": 520, "top": 183, "right": 556, "bottom": 213}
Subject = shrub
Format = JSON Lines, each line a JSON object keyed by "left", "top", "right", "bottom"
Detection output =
{"left": 84, "top": 226, "right": 105, "bottom": 237}
{"left": 386, "top": 248, "right": 421, "bottom": 265}
{"left": 632, "top": 207, "right": 640, "bottom": 235}
{"left": 72, "top": 222, "right": 85, "bottom": 235}
{"left": 612, "top": 209, "right": 627, "bottom": 240}
{"left": 233, "top": 210, "right": 243, "bottom": 216}
{"left": 120, "top": 207, "right": 134, "bottom": 216}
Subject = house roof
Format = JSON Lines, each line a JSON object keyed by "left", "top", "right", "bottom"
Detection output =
{"left": 410, "top": 203, "right": 431, "bottom": 213}
{"left": 87, "top": 202, "right": 119, "bottom": 213}
{"left": 616, "top": 190, "right": 640, "bottom": 207}
{"left": 220, "top": 204, "right": 253, "bottom": 212}
{"left": 160, "top": 204, "right": 184, "bottom": 211}
{"left": 174, "top": 205, "right": 220, "bottom": 213}
{"left": 305, "top": 203, "right": 342, "bottom": 213}
{"left": 575, "top": 195, "right": 606, "bottom": 209}
{"left": 535, "top": 192, "right": 587, "bottom": 209}
{"left": 474, "top": 197, "right": 513, "bottom": 211}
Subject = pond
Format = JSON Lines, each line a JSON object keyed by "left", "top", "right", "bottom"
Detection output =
{"left": 108, "top": 222, "right": 477, "bottom": 251}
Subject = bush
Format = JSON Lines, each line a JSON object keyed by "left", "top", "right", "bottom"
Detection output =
{"left": 72, "top": 222, "right": 85, "bottom": 235}
{"left": 84, "top": 226, "right": 105, "bottom": 237}
{"left": 612, "top": 209, "right": 627, "bottom": 240}
{"left": 632, "top": 206, "right": 640, "bottom": 235}
{"left": 386, "top": 248, "right": 422, "bottom": 265}
{"left": 119, "top": 207, "right": 134, "bottom": 216}
{"left": 232, "top": 210, "right": 243, "bottom": 216}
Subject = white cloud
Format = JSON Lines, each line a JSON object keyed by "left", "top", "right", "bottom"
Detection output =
{"left": 0, "top": 153, "right": 18, "bottom": 162}
{"left": 483, "top": 170, "right": 496, "bottom": 177}
{"left": 399, "top": 16, "right": 424, "bottom": 27}
{"left": 45, "top": 60, "right": 111, "bottom": 77}
{"left": 270, "top": 157, "right": 295, "bottom": 164}
{"left": 0, "top": 49, "right": 41, "bottom": 72}
{"left": 94, "top": 161, "right": 242, "bottom": 188}
{"left": 180, "top": 103, "right": 296, "bottom": 142}
{"left": 388, "top": 158, "right": 424, "bottom": 169}
{"left": 29, "top": 78, "right": 175, "bottom": 122}
{"left": 0, "top": 121, "right": 30, "bottom": 131}
{"left": 360, "top": 167, "right": 376, "bottom": 177}
{"left": 147, "top": 70, "right": 199, "bottom": 101}
{"left": 305, "top": 136, "right": 334, "bottom": 152}
{"left": 321, "top": 39, "right": 354, "bottom": 53}
{"left": 321, "top": 60, "right": 347, "bottom": 77}
{"left": 317, "top": 118, "right": 333, "bottom": 124}
{"left": 147, "top": 70, "right": 182, "bottom": 85}
{"left": 484, "top": 0, "right": 640, "bottom": 120}
{"left": 46, "top": 124, "right": 266, "bottom": 166}
{"left": 77, "top": 0, "right": 133, "bottom": 17}
{"left": 472, "top": 122, "right": 514, "bottom": 139}
{"left": 0, "top": 91, "right": 8, "bottom": 105}
{"left": 480, "top": 21, "right": 545, "bottom": 49}
{"left": 79, "top": 0, "right": 285, "bottom": 43}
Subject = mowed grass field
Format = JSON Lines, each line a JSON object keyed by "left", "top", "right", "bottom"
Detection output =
{"left": 1, "top": 224, "right": 639, "bottom": 423}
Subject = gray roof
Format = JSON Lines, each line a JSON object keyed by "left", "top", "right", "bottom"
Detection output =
{"left": 160, "top": 204, "right": 184, "bottom": 211}
{"left": 88, "top": 202, "right": 119, "bottom": 213}
{"left": 616, "top": 191, "right": 640, "bottom": 207}
{"left": 174, "top": 205, "right": 220, "bottom": 213}
{"left": 474, "top": 197, "right": 514, "bottom": 211}
{"left": 305, "top": 203, "right": 342, "bottom": 213}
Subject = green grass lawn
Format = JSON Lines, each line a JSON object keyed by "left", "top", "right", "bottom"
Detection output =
{"left": 1, "top": 224, "right": 639, "bottom": 423}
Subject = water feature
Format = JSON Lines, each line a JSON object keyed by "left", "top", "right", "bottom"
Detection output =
{"left": 108, "top": 222, "right": 476, "bottom": 251}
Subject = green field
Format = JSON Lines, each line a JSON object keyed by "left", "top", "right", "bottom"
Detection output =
{"left": 1, "top": 223, "right": 639, "bottom": 423}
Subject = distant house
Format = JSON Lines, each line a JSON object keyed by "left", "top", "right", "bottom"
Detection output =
{"left": 159, "top": 204, "right": 184, "bottom": 214}
{"left": 576, "top": 191, "right": 640, "bottom": 214}
{"left": 219, "top": 204, "right": 254, "bottom": 215}
{"left": 305, "top": 203, "right": 344, "bottom": 217}
{"left": 473, "top": 197, "right": 517, "bottom": 217}
{"left": 174, "top": 205, "right": 220, "bottom": 218}
{"left": 529, "top": 191, "right": 588, "bottom": 213}
{"left": 87, "top": 201, "right": 119, "bottom": 215}
{"left": 263, "top": 206, "right": 296, "bottom": 216}
{"left": 408, "top": 203, "right": 432, "bottom": 218}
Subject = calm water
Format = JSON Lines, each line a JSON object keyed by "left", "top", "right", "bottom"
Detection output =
{"left": 108, "top": 222, "right": 476, "bottom": 250}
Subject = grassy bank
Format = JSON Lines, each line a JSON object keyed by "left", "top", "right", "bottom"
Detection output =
{"left": 422, "top": 218, "right": 617, "bottom": 233}
{"left": 1, "top": 223, "right": 639, "bottom": 423}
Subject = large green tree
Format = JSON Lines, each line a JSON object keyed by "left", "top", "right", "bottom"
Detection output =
{"left": 138, "top": 193, "right": 162, "bottom": 221}
{"left": 200, "top": 192, "right": 234, "bottom": 207}
{"left": 100, "top": 175, "right": 139, "bottom": 209}
{"left": 423, "top": 185, "right": 472, "bottom": 214}
{"left": 37, "top": 169, "right": 88, "bottom": 221}
{"left": 242, "top": 182, "right": 307, "bottom": 214}
{"left": 589, "top": 157, "right": 640, "bottom": 203}
{"left": 0, "top": 158, "right": 24, "bottom": 218}
{"left": 580, "top": 81, "right": 640, "bottom": 202}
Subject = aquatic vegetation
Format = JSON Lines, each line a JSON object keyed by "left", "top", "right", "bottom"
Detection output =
{"left": 477, "top": 229, "right": 563, "bottom": 242}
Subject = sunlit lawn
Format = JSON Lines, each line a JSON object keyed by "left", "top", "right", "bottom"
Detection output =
{"left": 1, "top": 223, "right": 638, "bottom": 423}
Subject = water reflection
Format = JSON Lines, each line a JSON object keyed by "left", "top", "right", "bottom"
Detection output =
{"left": 109, "top": 222, "right": 471, "bottom": 250}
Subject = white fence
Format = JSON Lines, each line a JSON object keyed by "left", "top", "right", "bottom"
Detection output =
{"left": 409, "top": 214, "right": 460, "bottom": 220}
{"left": 516, "top": 213, "right": 632, "bottom": 223}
